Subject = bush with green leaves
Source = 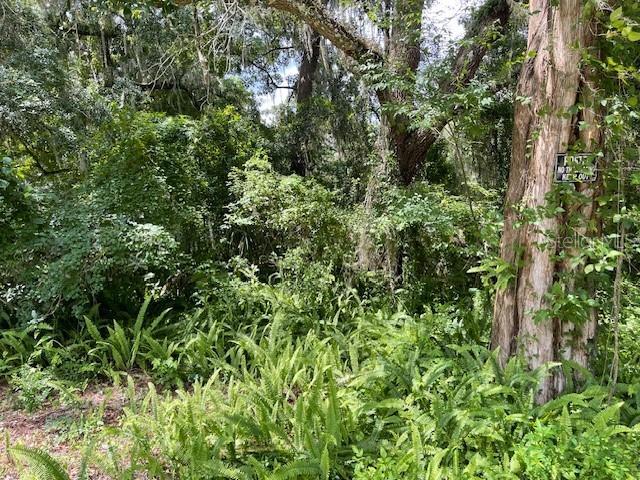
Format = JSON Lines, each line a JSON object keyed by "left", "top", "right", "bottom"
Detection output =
{"left": 514, "top": 404, "right": 639, "bottom": 480}
{"left": 0, "top": 156, "right": 34, "bottom": 246}
{"left": 28, "top": 200, "right": 179, "bottom": 321}
{"left": 2, "top": 104, "right": 265, "bottom": 323}
{"left": 87, "top": 106, "right": 261, "bottom": 248}
{"left": 0, "top": 155, "right": 38, "bottom": 323}
{"left": 0, "top": 295, "right": 176, "bottom": 385}
{"left": 594, "top": 279, "right": 640, "bottom": 385}
{"left": 365, "top": 181, "right": 500, "bottom": 312}
{"left": 9, "top": 364, "right": 77, "bottom": 413}
{"left": 224, "top": 153, "right": 353, "bottom": 269}
{"left": 2, "top": 180, "right": 180, "bottom": 323}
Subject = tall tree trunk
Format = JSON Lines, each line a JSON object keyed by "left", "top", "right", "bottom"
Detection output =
{"left": 296, "top": 30, "right": 321, "bottom": 103}
{"left": 291, "top": 29, "right": 321, "bottom": 176}
{"left": 100, "top": 27, "right": 114, "bottom": 87}
{"left": 376, "top": 0, "right": 425, "bottom": 184}
{"left": 492, "top": 0, "right": 600, "bottom": 403}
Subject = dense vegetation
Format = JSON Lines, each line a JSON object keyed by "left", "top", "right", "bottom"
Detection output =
{"left": 1, "top": 0, "right": 640, "bottom": 478}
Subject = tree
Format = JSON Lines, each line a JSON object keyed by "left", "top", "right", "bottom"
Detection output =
{"left": 290, "top": 28, "right": 321, "bottom": 176}
{"left": 264, "top": 0, "right": 512, "bottom": 184}
{"left": 48, "top": 0, "right": 259, "bottom": 113}
{"left": 491, "top": 0, "right": 601, "bottom": 403}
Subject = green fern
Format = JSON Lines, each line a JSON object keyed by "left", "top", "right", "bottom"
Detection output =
{"left": 10, "top": 445, "right": 70, "bottom": 480}
{"left": 10, "top": 442, "right": 94, "bottom": 480}
{"left": 269, "top": 459, "right": 321, "bottom": 480}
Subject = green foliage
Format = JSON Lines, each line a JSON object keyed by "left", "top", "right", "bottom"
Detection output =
{"left": 84, "top": 294, "right": 640, "bottom": 479}
{"left": 595, "top": 280, "right": 640, "bottom": 384}
{"left": 10, "top": 442, "right": 93, "bottom": 480}
{"left": 515, "top": 410, "right": 639, "bottom": 480}
{"left": 273, "top": 91, "right": 374, "bottom": 195}
{"left": 10, "top": 445, "right": 72, "bottom": 480}
{"left": 0, "top": 327, "right": 36, "bottom": 376}
{"left": 3, "top": 105, "right": 263, "bottom": 322}
{"left": 366, "top": 182, "right": 499, "bottom": 309}
{"left": 1, "top": 2, "right": 640, "bottom": 480}
{"left": 20, "top": 199, "right": 179, "bottom": 321}
{"left": 224, "top": 153, "right": 352, "bottom": 267}
{"left": 83, "top": 295, "right": 170, "bottom": 372}
{"left": 87, "top": 106, "right": 260, "bottom": 238}
{"left": 9, "top": 365, "right": 77, "bottom": 413}
{"left": 0, "top": 156, "right": 34, "bottom": 247}
{"left": 0, "top": 0, "right": 102, "bottom": 174}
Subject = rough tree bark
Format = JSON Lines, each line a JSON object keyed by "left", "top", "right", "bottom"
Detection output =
{"left": 291, "top": 29, "right": 322, "bottom": 176}
{"left": 265, "top": 0, "right": 511, "bottom": 184}
{"left": 492, "top": 0, "right": 601, "bottom": 403}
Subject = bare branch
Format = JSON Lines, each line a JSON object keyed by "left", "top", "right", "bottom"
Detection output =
{"left": 20, "top": 142, "right": 72, "bottom": 176}
{"left": 249, "top": 60, "right": 296, "bottom": 90}
{"left": 259, "top": 45, "right": 295, "bottom": 57}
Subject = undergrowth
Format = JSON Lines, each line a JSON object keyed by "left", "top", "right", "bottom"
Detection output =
{"left": 5, "top": 274, "right": 640, "bottom": 479}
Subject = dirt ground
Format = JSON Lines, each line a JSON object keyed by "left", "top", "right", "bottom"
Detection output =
{"left": 0, "top": 376, "right": 150, "bottom": 479}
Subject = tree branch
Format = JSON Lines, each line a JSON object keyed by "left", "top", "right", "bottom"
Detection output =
{"left": 264, "top": 0, "right": 383, "bottom": 64}
{"left": 249, "top": 60, "right": 296, "bottom": 90}
{"left": 20, "top": 142, "right": 72, "bottom": 176}
{"left": 259, "top": 45, "right": 295, "bottom": 57}
{"left": 442, "top": 0, "right": 512, "bottom": 93}
{"left": 51, "top": 19, "right": 120, "bottom": 38}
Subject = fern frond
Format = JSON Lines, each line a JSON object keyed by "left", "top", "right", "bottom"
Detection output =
{"left": 134, "top": 294, "right": 153, "bottom": 335}
{"left": 83, "top": 316, "right": 102, "bottom": 342}
{"left": 77, "top": 440, "right": 95, "bottom": 480}
{"left": 10, "top": 445, "right": 70, "bottom": 480}
{"left": 269, "top": 459, "right": 321, "bottom": 480}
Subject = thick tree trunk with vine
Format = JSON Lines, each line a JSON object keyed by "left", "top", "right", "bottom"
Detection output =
{"left": 492, "top": 0, "right": 600, "bottom": 403}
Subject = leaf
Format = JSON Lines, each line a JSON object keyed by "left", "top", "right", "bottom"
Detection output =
{"left": 610, "top": 7, "right": 623, "bottom": 22}
{"left": 134, "top": 294, "right": 152, "bottom": 335}
{"left": 427, "top": 448, "right": 447, "bottom": 480}
{"left": 84, "top": 316, "right": 102, "bottom": 342}
{"left": 270, "top": 459, "right": 321, "bottom": 480}
{"left": 592, "top": 402, "right": 623, "bottom": 429}
{"left": 320, "top": 445, "right": 330, "bottom": 480}
{"left": 77, "top": 440, "right": 95, "bottom": 480}
{"left": 10, "top": 445, "right": 70, "bottom": 480}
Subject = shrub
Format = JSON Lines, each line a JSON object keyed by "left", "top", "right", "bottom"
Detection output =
{"left": 9, "top": 365, "right": 77, "bottom": 412}
{"left": 365, "top": 182, "right": 500, "bottom": 310}
{"left": 224, "top": 153, "right": 353, "bottom": 269}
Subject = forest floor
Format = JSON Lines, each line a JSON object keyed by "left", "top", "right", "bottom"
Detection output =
{"left": 0, "top": 375, "right": 151, "bottom": 479}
